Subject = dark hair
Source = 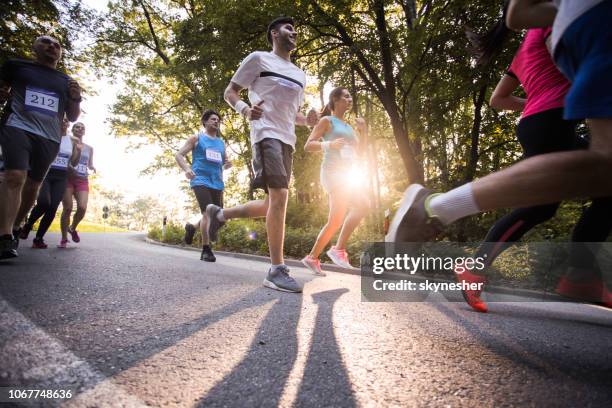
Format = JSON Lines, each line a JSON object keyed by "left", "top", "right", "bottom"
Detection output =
{"left": 267, "top": 16, "right": 294, "bottom": 44}
{"left": 320, "top": 87, "right": 348, "bottom": 117}
{"left": 465, "top": 1, "right": 511, "bottom": 66}
{"left": 201, "top": 109, "right": 220, "bottom": 125}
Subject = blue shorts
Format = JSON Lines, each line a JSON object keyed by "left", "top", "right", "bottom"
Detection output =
{"left": 554, "top": 0, "right": 612, "bottom": 120}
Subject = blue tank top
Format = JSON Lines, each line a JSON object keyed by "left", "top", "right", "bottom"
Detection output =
{"left": 321, "top": 116, "right": 357, "bottom": 169}
{"left": 190, "top": 132, "right": 225, "bottom": 190}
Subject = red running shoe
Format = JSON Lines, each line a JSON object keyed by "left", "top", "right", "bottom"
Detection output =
{"left": 32, "top": 238, "right": 48, "bottom": 249}
{"left": 556, "top": 276, "right": 612, "bottom": 308}
{"left": 69, "top": 227, "right": 80, "bottom": 243}
{"left": 454, "top": 267, "right": 488, "bottom": 313}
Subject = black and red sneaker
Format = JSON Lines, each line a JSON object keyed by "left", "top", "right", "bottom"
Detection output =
{"left": 454, "top": 266, "right": 488, "bottom": 313}
{"left": 556, "top": 276, "right": 612, "bottom": 308}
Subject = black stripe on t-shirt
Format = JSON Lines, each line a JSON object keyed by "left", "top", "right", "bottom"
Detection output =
{"left": 260, "top": 71, "right": 303, "bottom": 88}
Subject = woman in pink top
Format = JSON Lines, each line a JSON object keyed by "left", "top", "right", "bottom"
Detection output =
{"left": 456, "top": 4, "right": 612, "bottom": 312}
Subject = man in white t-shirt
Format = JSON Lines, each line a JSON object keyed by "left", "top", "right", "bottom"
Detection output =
{"left": 206, "top": 16, "right": 317, "bottom": 293}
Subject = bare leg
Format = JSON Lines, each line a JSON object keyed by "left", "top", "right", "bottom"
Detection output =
{"left": 14, "top": 178, "right": 41, "bottom": 229}
{"left": 266, "top": 188, "right": 288, "bottom": 265}
{"left": 70, "top": 190, "right": 89, "bottom": 230}
{"left": 200, "top": 214, "right": 209, "bottom": 245}
{"left": 222, "top": 197, "right": 269, "bottom": 219}
{"left": 60, "top": 187, "right": 74, "bottom": 241}
{"left": 0, "top": 170, "right": 27, "bottom": 235}
{"left": 336, "top": 204, "right": 368, "bottom": 250}
{"left": 309, "top": 191, "right": 348, "bottom": 259}
{"left": 473, "top": 119, "right": 612, "bottom": 210}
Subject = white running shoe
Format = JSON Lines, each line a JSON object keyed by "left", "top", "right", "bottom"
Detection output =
{"left": 326, "top": 246, "right": 355, "bottom": 269}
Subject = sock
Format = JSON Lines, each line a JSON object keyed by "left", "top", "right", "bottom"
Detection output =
{"left": 217, "top": 209, "right": 225, "bottom": 222}
{"left": 271, "top": 263, "right": 285, "bottom": 272}
{"left": 427, "top": 183, "right": 480, "bottom": 225}
{"left": 202, "top": 244, "right": 211, "bottom": 250}
{"left": 1, "top": 234, "right": 12, "bottom": 241}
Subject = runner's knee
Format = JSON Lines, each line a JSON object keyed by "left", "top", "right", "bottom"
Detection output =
{"left": 3, "top": 170, "right": 27, "bottom": 189}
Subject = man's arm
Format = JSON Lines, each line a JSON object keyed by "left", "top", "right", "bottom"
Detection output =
{"left": 224, "top": 81, "right": 263, "bottom": 120}
{"left": 295, "top": 108, "right": 319, "bottom": 127}
{"left": 175, "top": 135, "right": 197, "bottom": 180}
{"left": 507, "top": 0, "right": 557, "bottom": 31}
{"left": 0, "top": 80, "right": 11, "bottom": 105}
{"left": 66, "top": 79, "right": 81, "bottom": 121}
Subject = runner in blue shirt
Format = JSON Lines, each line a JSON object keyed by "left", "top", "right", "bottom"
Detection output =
{"left": 176, "top": 109, "right": 230, "bottom": 262}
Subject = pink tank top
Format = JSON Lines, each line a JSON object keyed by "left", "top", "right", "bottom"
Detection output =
{"left": 508, "top": 28, "right": 571, "bottom": 118}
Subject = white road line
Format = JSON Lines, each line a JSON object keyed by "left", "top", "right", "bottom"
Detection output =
{"left": 0, "top": 297, "right": 149, "bottom": 407}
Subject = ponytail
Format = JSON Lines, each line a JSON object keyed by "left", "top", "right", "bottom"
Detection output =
{"left": 466, "top": 1, "right": 511, "bottom": 66}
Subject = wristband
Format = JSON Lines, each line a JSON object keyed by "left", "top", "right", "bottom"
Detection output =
{"left": 234, "top": 100, "right": 249, "bottom": 117}
{"left": 321, "top": 141, "right": 330, "bottom": 152}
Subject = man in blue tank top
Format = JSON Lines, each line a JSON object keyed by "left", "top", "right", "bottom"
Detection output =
{"left": 176, "top": 109, "right": 229, "bottom": 262}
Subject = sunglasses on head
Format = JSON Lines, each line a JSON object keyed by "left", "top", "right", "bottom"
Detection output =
{"left": 40, "top": 38, "right": 61, "bottom": 48}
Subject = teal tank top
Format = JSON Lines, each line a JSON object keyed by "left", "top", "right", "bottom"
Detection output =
{"left": 321, "top": 116, "right": 357, "bottom": 169}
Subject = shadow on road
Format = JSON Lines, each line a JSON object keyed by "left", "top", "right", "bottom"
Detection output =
{"left": 196, "top": 288, "right": 356, "bottom": 407}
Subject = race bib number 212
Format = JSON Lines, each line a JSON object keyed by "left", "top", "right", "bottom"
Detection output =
{"left": 25, "top": 87, "right": 60, "bottom": 116}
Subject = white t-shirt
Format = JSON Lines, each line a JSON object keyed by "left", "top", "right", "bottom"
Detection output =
{"left": 552, "top": 0, "right": 604, "bottom": 55}
{"left": 231, "top": 51, "right": 306, "bottom": 149}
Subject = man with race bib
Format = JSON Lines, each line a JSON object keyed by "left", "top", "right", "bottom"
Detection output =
{"left": 0, "top": 35, "right": 81, "bottom": 259}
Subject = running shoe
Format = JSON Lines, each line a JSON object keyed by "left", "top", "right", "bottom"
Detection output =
{"left": 0, "top": 235, "right": 18, "bottom": 259}
{"left": 206, "top": 204, "right": 225, "bottom": 242}
{"left": 263, "top": 265, "right": 302, "bottom": 293}
{"left": 19, "top": 224, "right": 32, "bottom": 240}
{"left": 200, "top": 246, "right": 216, "bottom": 262}
{"left": 12, "top": 229, "right": 20, "bottom": 248}
{"left": 68, "top": 227, "right": 80, "bottom": 243}
{"left": 184, "top": 223, "right": 196, "bottom": 245}
{"left": 556, "top": 275, "right": 612, "bottom": 308}
{"left": 57, "top": 239, "right": 69, "bottom": 249}
{"left": 32, "top": 238, "right": 48, "bottom": 249}
{"left": 326, "top": 246, "right": 355, "bottom": 269}
{"left": 385, "top": 184, "right": 444, "bottom": 243}
{"left": 301, "top": 255, "right": 326, "bottom": 276}
{"left": 454, "top": 266, "right": 488, "bottom": 313}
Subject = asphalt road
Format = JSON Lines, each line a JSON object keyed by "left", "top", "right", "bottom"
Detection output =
{"left": 1, "top": 233, "right": 611, "bottom": 407}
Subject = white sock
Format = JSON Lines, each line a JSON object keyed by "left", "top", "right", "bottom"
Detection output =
{"left": 217, "top": 209, "right": 225, "bottom": 222}
{"left": 427, "top": 183, "right": 480, "bottom": 225}
{"left": 271, "top": 264, "right": 285, "bottom": 272}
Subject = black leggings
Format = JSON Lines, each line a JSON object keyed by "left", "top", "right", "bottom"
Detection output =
{"left": 476, "top": 108, "right": 612, "bottom": 272}
{"left": 26, "top": 169, "right": 68, "bottom": 239}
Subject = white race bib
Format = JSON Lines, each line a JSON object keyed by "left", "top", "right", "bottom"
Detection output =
{"left": 76, "top": 163, "right": 88, "bottom": 175}
{"left": 51, "top": 154, "right": 69, "bottom": 168}
{"left": 340, "top": 145, "right": 356, "bottom": 159}
{"left": 205, "top": 149, "right": 223, "bottom": 163}
{"left": 24, "top": 87, "right": 59, "bottom": 116}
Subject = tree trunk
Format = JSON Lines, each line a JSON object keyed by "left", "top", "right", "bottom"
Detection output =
{"left": 464, "top": 85, "right": 487, "bottom": 183}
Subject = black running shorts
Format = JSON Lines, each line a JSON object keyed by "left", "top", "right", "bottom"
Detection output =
{"left": 192, "top": 185, "right": 223, "bottom": 213}
{"left": 0, "top": 126, "right": 60, "bottom": 182}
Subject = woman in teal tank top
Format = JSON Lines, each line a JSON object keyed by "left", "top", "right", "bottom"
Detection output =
{"left": 302, "top": 87, "right": 369, "bottom": 274}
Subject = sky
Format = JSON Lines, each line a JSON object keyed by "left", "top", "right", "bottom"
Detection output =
{"left": 78, "top": 0, "right": 189, "bottom": 214}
